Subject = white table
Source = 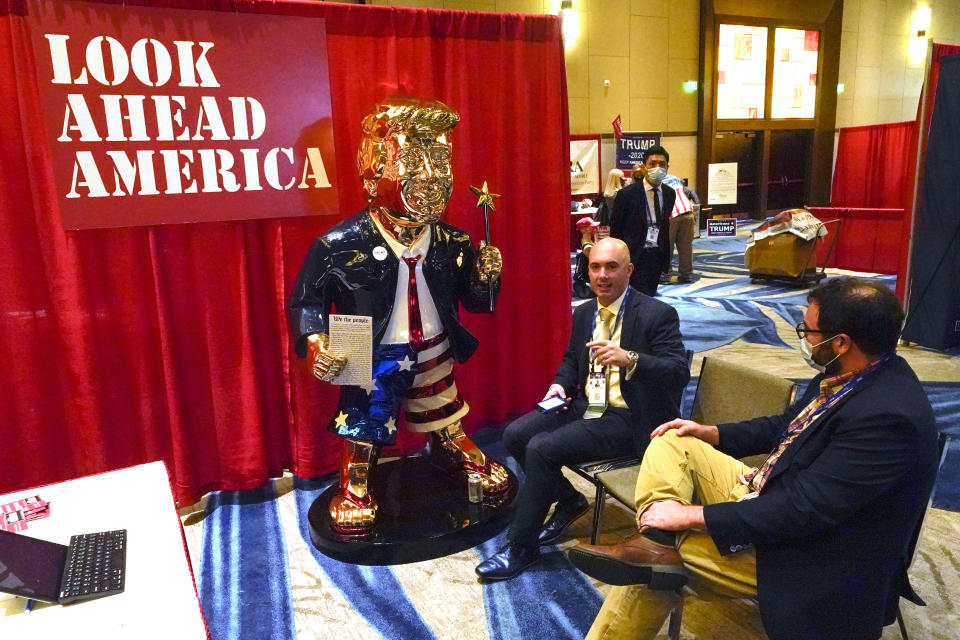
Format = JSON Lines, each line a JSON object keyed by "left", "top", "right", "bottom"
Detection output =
{"left": 0, "top": 461, "right": 208, "bottom": 639}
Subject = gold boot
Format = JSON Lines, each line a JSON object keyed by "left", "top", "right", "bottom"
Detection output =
{"left": 428, "top": 421, "right": 510, "bottom": 496}
{"left": 329, "top": 439, "right": 380, "bottom": 534}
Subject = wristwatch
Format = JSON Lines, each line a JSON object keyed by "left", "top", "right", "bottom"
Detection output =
{"left": 626, "top": 350, "right": 639, "bottom": 368}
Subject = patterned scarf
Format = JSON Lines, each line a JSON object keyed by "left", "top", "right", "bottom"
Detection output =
{"left": 743, "top": 369, "right": 860, "bottom": 493}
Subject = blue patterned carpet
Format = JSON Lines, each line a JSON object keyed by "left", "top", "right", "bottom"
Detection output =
{"left": 195, "top": 446, "right": 605, "bottom": 640}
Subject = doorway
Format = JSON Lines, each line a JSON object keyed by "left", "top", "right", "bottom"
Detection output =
{"left": 767, "top": 129, "right": 813, "bottom": 212}
{"left": 711, "top": 131, "right": 761, "bottom": 218}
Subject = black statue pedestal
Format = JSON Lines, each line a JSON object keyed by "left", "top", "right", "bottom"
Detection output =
{"left": 308, "top": 455, "right": 518, "bottom": 565}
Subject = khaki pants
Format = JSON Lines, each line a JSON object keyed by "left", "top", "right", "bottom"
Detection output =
{"left": 668, "top": 213, "right": 695, "bottom": 278}
{"left": 587, "top": 432, "right": 758, "bottom": 640}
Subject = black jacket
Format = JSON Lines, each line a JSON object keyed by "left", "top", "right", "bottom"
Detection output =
{"left": 610, "top": 180, "right": 675, "bottom": 272}
{"left": 553, "top": 287, "right": 689, "bottom": 454}
{"left": 704, "top": 356, "right": 939, "bottom": 640}
{"left": 289, "top": 209, "right": 499, "bottom": 363}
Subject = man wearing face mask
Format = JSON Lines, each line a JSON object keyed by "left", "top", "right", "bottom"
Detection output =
{"left": 610, "top": 146, "right": 675, "bottom": 296}
{"left": 569, "top": 277, "right": 939, "bottom": 640}
{"left": 290, "top": 98, "right": 507, "bottom": 534}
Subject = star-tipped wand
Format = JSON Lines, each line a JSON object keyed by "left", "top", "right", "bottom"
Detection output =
{"left": 469, "top": 181, "right": 500, "bottom": 311}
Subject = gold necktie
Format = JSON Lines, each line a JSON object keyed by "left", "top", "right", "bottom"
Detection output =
{"left": 597, "top": 307, "right": 614, "bottom": 341}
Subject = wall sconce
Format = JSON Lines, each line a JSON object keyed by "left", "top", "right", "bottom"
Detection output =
{"left": 909, "top": 6, "right": 931, "bottom": 65}
{"left": 561, "top": 0, "right": 579, "bottom": 48}
{"left": 836, "top": 83, "right": 845, "bottom": 94}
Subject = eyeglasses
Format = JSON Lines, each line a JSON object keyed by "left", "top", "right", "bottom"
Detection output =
{"left": 795, "top": 321, "right": 838, "bottom": 341}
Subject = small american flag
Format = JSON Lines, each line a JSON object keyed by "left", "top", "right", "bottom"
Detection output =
{"left": 611, "top": 114, "right": 622, "bottom": 138}
{"left": 671, "top": 185, "right": 693, "bottom": 218}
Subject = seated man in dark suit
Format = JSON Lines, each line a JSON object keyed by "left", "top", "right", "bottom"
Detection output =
{"left": 475, "top": 237, "right": 689, "bottom": 581}
{"left": 569, "top": 277, "right": 939, "bottom": 640}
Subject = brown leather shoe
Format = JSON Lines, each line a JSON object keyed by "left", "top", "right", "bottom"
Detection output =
{"left": 568, "top": 534, "right": 687, "bottom": 590}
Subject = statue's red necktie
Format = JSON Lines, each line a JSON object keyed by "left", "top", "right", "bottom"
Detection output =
{"left": 403, "top": 255, "right": 424, "bottom": 347}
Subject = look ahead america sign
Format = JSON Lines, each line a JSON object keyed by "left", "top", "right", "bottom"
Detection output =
{"left": 25, "top": 0, "right": 338, "bottom": 229}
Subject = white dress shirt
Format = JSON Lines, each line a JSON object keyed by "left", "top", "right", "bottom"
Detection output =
{"left": 371, "top": 215, "right": 444, "bottom": 345}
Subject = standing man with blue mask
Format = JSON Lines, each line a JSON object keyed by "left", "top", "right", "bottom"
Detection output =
{"left": 568, "top": 277, "right": 939, "bottom": 640}
{"left": 610, "top": 145, "right": 675, "bottom": 296}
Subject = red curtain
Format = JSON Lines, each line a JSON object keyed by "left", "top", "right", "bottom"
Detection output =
{"left": 811, "top": 207, "right": 905, "bottom": 274}
{"left": 830, "top": 121, "right": 918, "bottom": 209}
{"left": 829, "top": 122, "right": 916, "bottom": 279}
{"left": 0, "top": 0, "right": 572, "bottom": 504}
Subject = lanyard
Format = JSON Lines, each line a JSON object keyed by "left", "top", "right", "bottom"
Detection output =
{"left": 789, "top": 352, "right": 894, "bottom": 434}
{"left": 590, "top": 288, "right": 630, "bottom": 372}
{"left": 593, "top": 287, "right": 629, "bottom": 342}
{"left": 748, "top": 353, "right": 896, "bottom": 491}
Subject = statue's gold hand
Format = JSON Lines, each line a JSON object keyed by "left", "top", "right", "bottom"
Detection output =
{"left": 306, "top": 333, "right": 348, "bottom": 382}
{"left": 477, "top": 241, "right": 503, "bottom": 282}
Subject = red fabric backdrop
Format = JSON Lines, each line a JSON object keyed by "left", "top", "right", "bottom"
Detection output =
{"left": 812, "top": 207, "right": 906, "bottom": 274}
{"left": 830, "top": 121, "right": 917, "bottom": 210}
{"left": 0, "top": 0, "right": 572, "bottom": 505}
{"left": 825, "top": 122, "right": 916, "bottom": 276}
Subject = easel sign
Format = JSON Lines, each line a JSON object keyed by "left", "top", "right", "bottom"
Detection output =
{"left": 706, "top": 218, "right": 737, "bottom": 237}
{"left": 707, "top": 162, "right": 738, "bottom": 205}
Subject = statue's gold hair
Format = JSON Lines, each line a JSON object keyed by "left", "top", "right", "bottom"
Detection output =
{"left": 357, "top": 98, "right": 459, "bottom": 200}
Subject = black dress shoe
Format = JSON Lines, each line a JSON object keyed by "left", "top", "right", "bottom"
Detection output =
{"left": 537, "top": 494, "right": 590, "bottom": 546}
{"left": 476, "top": 543, "right": 539, "bottom": 581}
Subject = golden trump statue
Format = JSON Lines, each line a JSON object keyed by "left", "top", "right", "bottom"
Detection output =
{"left": 290, "top": 98, "right": 508, "bottom": 534}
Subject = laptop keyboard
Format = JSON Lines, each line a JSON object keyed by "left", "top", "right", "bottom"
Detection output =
{"left": 59, "top": 530, "right": 126, "bottom": 604}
